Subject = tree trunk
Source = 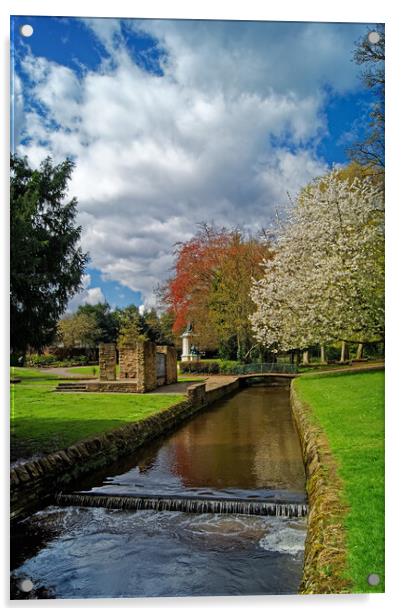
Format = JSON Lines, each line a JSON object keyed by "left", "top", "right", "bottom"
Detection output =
{"left": 356, "top": 343, "right": 364, "bottom": 360}
{"left": 236, "top": 335, "right": 243, "bottom": 363}
{"left": 340, "top": 340, "right": 347, "bottom": 363}
{"left": 320, "top": 345, "right": 327, "bottom": 364}
{"left": 302, "top": 350, "right": 309, "bottom": 365}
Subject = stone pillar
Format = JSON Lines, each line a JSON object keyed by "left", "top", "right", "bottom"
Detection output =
{"left": 119, "top": 344, "right": 137, "bottom": 380}
{"left": 136, "top": 340, "right": 157, "bottom": 392}
{"left": 99, "top": 343, "right": 117, "bottom": 381}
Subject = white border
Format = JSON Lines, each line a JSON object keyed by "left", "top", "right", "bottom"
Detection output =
{"left": 2, "top": 1, "right": 400, "bottom": 614}
{"left": 0, "top": 0, "right": 390, "bottom": 22}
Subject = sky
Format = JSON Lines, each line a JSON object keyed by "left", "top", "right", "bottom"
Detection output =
{"left": 10, "top": 16, "right": 377, "bottom": 312}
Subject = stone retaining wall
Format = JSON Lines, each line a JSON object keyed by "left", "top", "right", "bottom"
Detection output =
{"left": 85, "top": 382, "right": 138, "bottom": 393}
{"left": 10, "top": 379, "right": 239, "bottom": 522}
{"left": 290, "top": 380, "right": 351, "bottom": 594}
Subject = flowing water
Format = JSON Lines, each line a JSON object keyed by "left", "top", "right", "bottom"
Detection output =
{"left": 11, "top": 385, "right": 307, "bottom": 598}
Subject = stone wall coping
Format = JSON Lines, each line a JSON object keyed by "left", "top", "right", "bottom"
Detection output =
{"left": 290, "top": 380, "right": 351, "bottom": 594}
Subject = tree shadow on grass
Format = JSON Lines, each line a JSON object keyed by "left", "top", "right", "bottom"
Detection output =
{"left": 10, "top": 417, "right": 139, "bottom": 463}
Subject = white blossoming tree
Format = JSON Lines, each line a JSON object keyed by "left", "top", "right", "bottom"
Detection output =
{"left": 251, "top": 171, "right": 384, "bottom": 357}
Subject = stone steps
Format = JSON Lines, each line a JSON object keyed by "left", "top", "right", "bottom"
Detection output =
{"left": 55, "top": 383, "right": 88, "bottom": 392}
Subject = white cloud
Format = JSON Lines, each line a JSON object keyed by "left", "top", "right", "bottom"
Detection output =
{"left": 16, "top": 19, "right": 367, "bottom": 303}
{"left": 11, "top": 74, "right": 25, "bottom": 149}
{"left": 134, "top": 20, "right": 364, "bottom": 97}
{"left": 66, "top": 274, "right": 105, "bottom": 312}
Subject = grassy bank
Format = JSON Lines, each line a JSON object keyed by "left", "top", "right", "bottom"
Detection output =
{"left": 294, "top": 370, "right": 384, "bottom": 593}
{"left": 10, "top": 368, "right": 184, "bottom": 462}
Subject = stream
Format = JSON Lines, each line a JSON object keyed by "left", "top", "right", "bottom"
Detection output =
{"left": 11, "top": 385, "right": 307, "bottom": 598}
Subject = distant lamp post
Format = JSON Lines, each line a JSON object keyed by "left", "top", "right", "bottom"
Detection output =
{"left": 181, "top": 323, "right": 197, "bottom": 361}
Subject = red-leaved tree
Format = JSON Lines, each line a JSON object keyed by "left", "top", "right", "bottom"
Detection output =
{"left": 161, "top": 224, "right": 273, "bottom": 358}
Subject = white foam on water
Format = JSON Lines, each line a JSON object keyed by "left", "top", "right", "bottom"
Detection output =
{"left": 185, "top": 513, "right": 270, "bottom": 536}
{"left": 259, "top": 521, "right": 306, "bottom": 555}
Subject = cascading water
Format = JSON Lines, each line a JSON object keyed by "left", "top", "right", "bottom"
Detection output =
{"left": 11, "top": 385, "right": 308, "bottom": 598}
{"left": 55, "top": 492, "right": 308, "bottom": 517}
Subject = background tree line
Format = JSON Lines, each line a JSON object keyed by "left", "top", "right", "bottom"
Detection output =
{"left": 57, "top": 302, "right": 174, "bottom": 356}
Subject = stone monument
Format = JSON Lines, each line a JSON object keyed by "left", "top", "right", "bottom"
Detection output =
{"left": 97, "top": 339, "right": 177, "bottom": 392}
{"left": 181, "top": 323, "right": 197, "bottom": 362}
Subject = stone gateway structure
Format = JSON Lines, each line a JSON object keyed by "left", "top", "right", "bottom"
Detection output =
{"left": 119, "top": 341, "right": 157, "bottom": 392}
{"left": 97, "top": 340, "right": 177, "bottom": 393}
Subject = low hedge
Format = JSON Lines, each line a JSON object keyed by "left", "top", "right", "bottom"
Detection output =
{"left": 26, "top": 354, "right": 89, "bottom": 368}
{"left": 179, "top": 359, "right": 241, "bottom": 374}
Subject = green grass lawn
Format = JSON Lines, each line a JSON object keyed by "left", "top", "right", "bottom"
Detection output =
{"left": 295, "top": 370, "right": 384, "bottom": 593}
{"left": 11, "top": 367, "right": 60, "bottom": 380}
{"left": 10, "top": 368, "right": 184, "bottom": 462}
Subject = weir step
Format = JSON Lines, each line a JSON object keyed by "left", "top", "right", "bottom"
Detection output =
{"left": 56, "top": 492, "right": 308, "bottom": 518}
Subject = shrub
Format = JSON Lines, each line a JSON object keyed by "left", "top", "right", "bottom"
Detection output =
{"left": 26, "top": 354, "right": 89, "bottom": 367}
{"left": 179, "top": 361, "right": 219, "bottom": 374}
{"left": 27, "top": 354, "right": 58, "bottom": 366}
{"left": 217, "top": 359, "right": 242, "bottom": 373}
{"left": 179, "top": 359, "right": 241, "bottom": 374}
{"left": 69, "top": 355, "right": 88, "bottom": 365}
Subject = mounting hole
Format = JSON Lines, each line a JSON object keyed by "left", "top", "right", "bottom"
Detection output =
{"left": 368, "top": 31, "right": 381, "bottom": 45}
{"left": 18, "top": 578, "right": 34, "bottom": 592}
{"left": 367, "top": 573, "right": 380, "bottom": 586}
{"left": 20, "top": 24, "right": 34, "bottom": 38}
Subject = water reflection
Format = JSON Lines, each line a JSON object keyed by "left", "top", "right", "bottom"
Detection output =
{"left": 77, "top": 386, "right": 306, "bottom": 502}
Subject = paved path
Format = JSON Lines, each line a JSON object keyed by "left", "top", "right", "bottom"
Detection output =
{"left": 203, "top": 375, "right": 238, "bottom": 391}
{"left": 151, "top": 381, "right": 202, "bottom": 394}
{"left": 147, "top": 376, "right": 237, "bottom": 395}
{"left": 38, "top": 366, "right": 97, "bottom": 379}
{"left": 302, "top": 361, "right": 384, "bottom": 377}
